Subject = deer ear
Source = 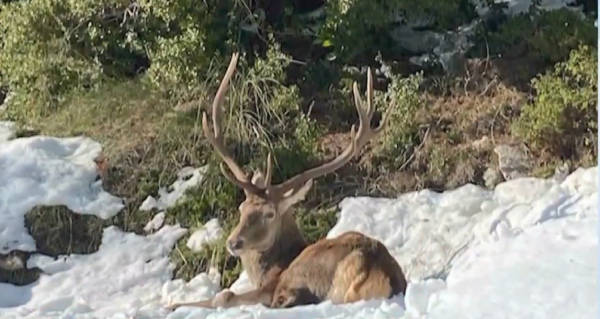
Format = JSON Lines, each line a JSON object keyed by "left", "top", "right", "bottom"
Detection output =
{"left": 277, "top": 180, "right": 313, "bottom": 213}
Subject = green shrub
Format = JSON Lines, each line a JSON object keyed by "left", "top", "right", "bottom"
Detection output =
{"left": 139, "top": 0, "right": 243, "bottom": 90}
{"left": 0, "top": 0, "right": 148, "bottom": 121}
{"left": 371, "top": 71, "right": 424, "bottom": 169}
{"left": 512, "top": 44, "right": 597, "bottom": 152}
{"left": 0, "top": 0, "right": 147, "bottom": 90}
{"left": 469, "top": 8, "right": 597, "bottom": 64}
{"left": 0, "top": 0, "right": 245, "bottom": 121}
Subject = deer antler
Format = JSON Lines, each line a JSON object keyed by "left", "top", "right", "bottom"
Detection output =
{"left": 267, "top": 67, "right": 389, "bottom": 198}
{"left": 205, "top": 54, "right": 389, "bottom": 200}
{"left": 202, "top": 52, "right": 266, "bottom": 196}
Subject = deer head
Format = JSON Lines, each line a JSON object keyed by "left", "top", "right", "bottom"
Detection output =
{"left": 203, "top": 53, "right": 390, "bottom": 257}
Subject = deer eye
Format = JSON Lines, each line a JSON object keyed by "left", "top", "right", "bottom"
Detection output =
{"left": 264, "top": 211, "right": 275, "bottom": 219}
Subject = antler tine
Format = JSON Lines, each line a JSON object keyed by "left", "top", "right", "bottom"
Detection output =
{"left": 202, "top": 53, "right": 264, "bottom": 196}
{"left": 269, "top": 126, "right": 358, "bottom": 197}
{"left": 269, "top": 68, "right": 388, "bottom": 197}
{"left": 366, "top": 67, "right": 374, "bottom": 117}
{"left": 352, "top": 67, "right": 388, "bottom": 148}
{"left": 366, "top": 67, "right": 389, "bottom": 135}
{"left": 264, "top": 152, "right": 273, "bottom": 187}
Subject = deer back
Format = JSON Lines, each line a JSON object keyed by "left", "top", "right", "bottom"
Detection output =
{"left": 270, "top": 231, "right": 408, "bottom": 308}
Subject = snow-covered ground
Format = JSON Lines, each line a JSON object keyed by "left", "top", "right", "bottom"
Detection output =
{"left": 0, "top": 124, "right": 597, "bottom": 319}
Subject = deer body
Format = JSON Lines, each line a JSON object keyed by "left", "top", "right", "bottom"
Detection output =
{"left": 271, "top": 231, "right": 407, "bottom": 308}
{"left": 166, "top": 53, "right": 407, "bottom": 311}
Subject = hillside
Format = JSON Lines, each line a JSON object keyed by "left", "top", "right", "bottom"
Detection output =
{"left": 0, "top": 124, "right": 596, "bottom": 318}
{"left": 0, "top": 0, "right": 597, "bottom": 317}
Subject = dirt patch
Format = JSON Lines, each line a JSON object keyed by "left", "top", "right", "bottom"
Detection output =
{"left": 1, "top": 206, "right": 105, "bottom": 285}
{"left": 24, "top": 205, "right": 106, "bottom": 257}
{"left": 0, "top": 266, "right": 42, "bottom": 286}
{"left": 0, "top": 250, "right": 42, "bottom": 286}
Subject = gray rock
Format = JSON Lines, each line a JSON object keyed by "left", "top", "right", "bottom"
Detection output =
{"left": 484, "top": 167, "right": 503, "bottom": 189}
{"left": 494, "top": 143, "right": 531, "bottom": 181}
{"left": 552, "top": 162, "right": 570, "bottom": 183}
{"left": 391, "top": 20, "right": 479, "bottom": 74}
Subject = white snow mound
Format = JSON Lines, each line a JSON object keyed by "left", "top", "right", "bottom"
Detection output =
{"left": 0, "top": 135, "right": 124, "bottom": 253}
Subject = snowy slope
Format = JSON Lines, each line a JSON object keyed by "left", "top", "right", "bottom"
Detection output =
{"left": 0, "top": 127, "right": 597, "bottom": 319}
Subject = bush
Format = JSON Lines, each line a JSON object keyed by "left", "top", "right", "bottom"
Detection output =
{"left": 140, "top": 0, "right": 243, "bottom": 90}
{"left": 371, "top": 70, "right": 424, "bottom": 169}
{"left": 512, "top": 44, "right": 597, "bottom": 153}
{"left": 0, "top": 0, "right": 147, "bottom": 90}
{"left": 0, "top": 0, "right": 245, "bottom": 121}
{"left": 469, "top": 8, "right": 597, "bottom": 65}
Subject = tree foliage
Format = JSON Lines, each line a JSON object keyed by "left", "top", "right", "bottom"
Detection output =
{"left": 513, "top": 44, "right": 597, "bottom": 154}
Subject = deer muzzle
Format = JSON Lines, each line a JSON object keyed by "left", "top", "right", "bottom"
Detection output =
{"left": 226, "top": 237, "right": 244, "bottom": 257}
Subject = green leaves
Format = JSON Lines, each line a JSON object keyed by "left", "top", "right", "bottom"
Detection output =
{"left": 513, "top": 45, "right": 597, "bottom": 151}
{"left": 469, "top": 8, "right": 596, "bottom": 64}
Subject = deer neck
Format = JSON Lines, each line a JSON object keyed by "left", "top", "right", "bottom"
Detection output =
{"left": 239, "top": 211, "right": 307, "bottom": 289}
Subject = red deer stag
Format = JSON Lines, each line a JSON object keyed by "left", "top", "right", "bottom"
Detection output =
{"left": 167, "top": 53, "right": 407, "bottom": 310}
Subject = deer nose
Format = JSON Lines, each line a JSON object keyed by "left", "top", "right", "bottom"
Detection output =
{"left": 226, "top": 238, "right": 244, "bottom": 256}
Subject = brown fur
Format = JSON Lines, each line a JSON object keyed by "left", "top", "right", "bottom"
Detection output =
{"left": 167, "top": 184, "right": 310, "bottom": 309}
{"left": 269, "top": 231, "right": 407, "bottom": 308}
{"left": 166, "top": 53, "right": 406, "bottom": 311}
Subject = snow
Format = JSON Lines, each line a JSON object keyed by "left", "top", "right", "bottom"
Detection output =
{"left": 0, "top": 134, "right": 124, "bottom": 253}
{"left": 1, "top": 225, "right": 187, "bottom": 318}
{"left": 0, "top": 130, "right": 597, "bottom": 319}
{"left": 0, "top": 121, "right": 15, "bottom": 142}
{"left": 186, "top": 219, "right": 223, "bottom": 252}
{"left": 427, "top": 215, "right": 596, "bottom": 319}
{"left": 328, "top": 169, "right": 597, "bottom": 280}
{"left": 144, "top": 212, "right": 166, "bottom": 233}
{"left": 139, "top": 166, "right": 208, "bottom": 212}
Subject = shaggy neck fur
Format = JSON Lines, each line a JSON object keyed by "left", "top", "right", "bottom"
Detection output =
{"left": 240, "top": 210, "right": 307, "bottom": 288}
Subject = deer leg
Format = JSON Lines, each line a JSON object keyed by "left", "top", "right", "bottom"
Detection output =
{"left": 166, "top": 298, "right": 214, "bottom": 310}
{"left": 333, "top": 250, "right": 392, "bottom": 304}
{"left": 167, "top": 281, "right": 277, "bottom": 311}
{"left": 344, "top": 269, "right": 392, "bottom": 303}
{"left": 341, "top": 251, "right": 369, "bottom": 303}
{"left": 325, "top": 250, "right": 367, "bottom": 304}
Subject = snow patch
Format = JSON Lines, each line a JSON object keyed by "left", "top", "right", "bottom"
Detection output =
{"left": 139, "top": 166, "right": 208, "bottom": 212}
{"left": 0, "top": 121, "right": 15, "bottom": 142}
{"left": 427, "top": 216, "right": 597, "bottom": 319}
{"left": 0, "top": 225, "right": 187, "bottom": 318}
{"left": 0, "top": 135, "right": 124, "bottom": 253}
{"left": 186, "top": 219, "right": 223, "bottom": 252}
{"left": 144, "top": 212, "right": 166, "bottom": 233}
{"left": 327, "top": 167, "right": 597, "bottom": 281}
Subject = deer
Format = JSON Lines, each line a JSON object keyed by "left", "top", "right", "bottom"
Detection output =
{"left": 166, "top": 52, "right": 407, "bottom": 311}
